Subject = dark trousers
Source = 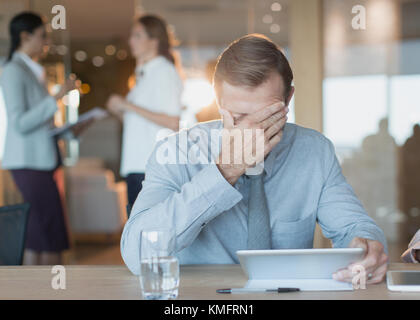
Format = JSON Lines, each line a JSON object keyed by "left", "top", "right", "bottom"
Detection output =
{"left": 10, "top": 169, "right": 69, "bottom": 252}
{"left": 126, "top": 173, "right": 146, "bottom": 211}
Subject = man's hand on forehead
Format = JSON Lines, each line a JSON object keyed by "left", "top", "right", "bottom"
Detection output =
{"left": 217, "top": 100, "right": 289, "bottom": 185}
{"left": 220, "top": 101, "right": 288, "bottom": 129}
{"left": 246, "top": 101, "right": 288, "bottom": 127}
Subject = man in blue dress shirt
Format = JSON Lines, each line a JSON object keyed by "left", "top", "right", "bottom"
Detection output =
{"left": 121, "top": 34, "right": 388, "bottom": 285}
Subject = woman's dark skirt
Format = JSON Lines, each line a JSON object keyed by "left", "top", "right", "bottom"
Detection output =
{"left": 10, "top": 169, "right": 70, "bottom": 253}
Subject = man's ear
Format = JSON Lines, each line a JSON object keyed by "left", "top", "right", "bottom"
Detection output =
{"left": 285, "top": 86, "right": 295, "bottom": 107}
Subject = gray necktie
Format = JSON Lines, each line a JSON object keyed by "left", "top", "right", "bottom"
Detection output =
{"left": 247, "top": 173, "right": 272, "bottom": 249}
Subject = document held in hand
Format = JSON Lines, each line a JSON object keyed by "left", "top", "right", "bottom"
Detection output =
{"left": 49, "top": 107, "right": 108, "bottom": 137}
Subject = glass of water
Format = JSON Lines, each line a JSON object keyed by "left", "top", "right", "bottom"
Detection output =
{"left": 139, "top": 229, "right": 179, "bottom": 300}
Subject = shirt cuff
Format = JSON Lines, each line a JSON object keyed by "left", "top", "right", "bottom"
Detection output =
{"left": 194, "top": 164, "right": 243, "bottom": 213}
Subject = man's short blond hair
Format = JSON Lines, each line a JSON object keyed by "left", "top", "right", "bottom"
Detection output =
{"left": 213, "top": 34, "right": 293, "bottom": 99}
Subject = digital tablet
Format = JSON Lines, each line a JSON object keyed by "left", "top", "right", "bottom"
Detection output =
{"left": 237, "top": 248, "right": 365, "bottom": 280}
{"left": 387, "top": 271, "right": 420, "bottom": 292}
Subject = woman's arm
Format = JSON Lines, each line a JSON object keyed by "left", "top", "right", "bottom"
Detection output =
{"left": 1, "top": 65, "right": 79, "bottom": 135}
{"left": 1, "top": 64, "right": 57, "bottom": 134}
{"left": 106, "top": 94, "right": 180, "bottom": 131}
{"left": 125, "top": 101, "right": 180, "bottom": 131}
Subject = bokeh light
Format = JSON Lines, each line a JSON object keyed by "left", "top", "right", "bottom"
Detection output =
{"left": 56, "top": 45, "right": 68, "bottom": 55}
{"left": 262, "top": 14, "right": 273, "bottom": 24}
{"left": 105, "top": 45, "right": 116, "bottom": 56}
{"left": 75, "top": 50, "right": 87, "bottom": 62}
{"left": 270, "top": 24, "right": 281, "bottom": 33}
{"left": 80, "top": 83, "right": 91, "bottom": 94}
{"left": 271, "top": 2, "right": 282, "bottom": 12}
{"left": 92, "top": 56, "right": 105, "bottom": 67}
{"left": 116, "top": 49, "right": 128, "bottom": 60}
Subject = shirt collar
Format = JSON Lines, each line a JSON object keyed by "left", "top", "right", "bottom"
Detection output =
{"left": 135, "top": 55, "right": 166, "bottom": 78}
{"left": 15, "top": 51, "right": 45, "bottom": 84}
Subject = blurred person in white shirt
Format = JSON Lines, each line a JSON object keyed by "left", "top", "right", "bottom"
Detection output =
{"left": 106, "top": 15, "right": 183, "bottom": 212}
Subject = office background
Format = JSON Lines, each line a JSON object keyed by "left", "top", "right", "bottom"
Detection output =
{"left": 0, "top": 0, "right": 419, "bottom": 264}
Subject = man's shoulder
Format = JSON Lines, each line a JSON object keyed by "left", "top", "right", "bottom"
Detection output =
{"left": 286, "top": 123, "right": 331, "bottom": 146}
{"left": 283, "top": 123, "right": 334, "bottom": 157}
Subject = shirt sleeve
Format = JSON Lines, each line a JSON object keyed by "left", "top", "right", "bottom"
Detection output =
{"left": 152, "top": 66, "right": 182, "bottom": 117}
{"left": 401, "top": 229, "right": 420, "bottom": 263}
{"left": 120, "top": 137, "right": 243, "bottom": 275}
{"left": 1, "top": 64, "right": 57, "bottom": 134}
{"left": 316, "top": 138, "right": 388, "bottom": 253}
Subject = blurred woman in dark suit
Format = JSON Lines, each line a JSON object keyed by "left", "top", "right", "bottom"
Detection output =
{"left": 1, "top": 12, "right": 77, "bottom": 264}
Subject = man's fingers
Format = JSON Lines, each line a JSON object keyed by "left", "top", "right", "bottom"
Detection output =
{"left": 333, "top": 261, "right": 378, "bottom": 283}
{"left": 367, "top": 261, "right": 388, "bottom": 284}
{"left": 333, "top": 260, "right": 387, "bottom": 284}
{"left": 248, "top": 101, "right": 285, "bottom": 123}
{"left": 344, "top": 251, "right": 386, "bottom": 282}
{"left": 260, "top": 107, "right": 289, "bottom": 130}
{"left": 220, "top": 108, "right": 235, "bottom": 129}
{"left": 333, "top": 238, "right": 387, "bottom": 284}
{"left": 263, "top": 130, "right": 283, "bottom": 157}
{"left": 365, "top": 251, "right": 389, "bottom": 282}
{"left": 351, "top": 254, "right": 380, "bottom": 274}
{"left": 265, "top": 115, "right": 288, "bottom": 140}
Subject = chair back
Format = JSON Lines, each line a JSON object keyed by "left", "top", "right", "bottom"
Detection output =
{"left": 0, "top": 203, "right": 30, "bottom": 265}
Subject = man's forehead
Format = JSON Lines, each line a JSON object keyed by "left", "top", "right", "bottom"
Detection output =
{"left": 219, "top": 73, "right": 284, "bottom": 114}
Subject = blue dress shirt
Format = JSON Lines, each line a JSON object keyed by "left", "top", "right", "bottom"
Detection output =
{"left": 121, "top": 120, "right": 387, "bottom": 275}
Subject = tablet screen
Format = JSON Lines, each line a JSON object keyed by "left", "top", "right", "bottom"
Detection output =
{"left": 390, "top": 271, "right": 420, "bottom": 286}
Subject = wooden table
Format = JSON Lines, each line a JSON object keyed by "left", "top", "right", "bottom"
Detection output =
{"left": 0, "top": 263, "right": 419, "bottom": 300}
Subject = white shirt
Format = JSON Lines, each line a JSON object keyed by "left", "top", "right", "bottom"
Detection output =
{"left": 120, "top": 55, "right": 183, "bottom": 176}
{"left": 16, "top": 51, "right": 46, "bottom": 84}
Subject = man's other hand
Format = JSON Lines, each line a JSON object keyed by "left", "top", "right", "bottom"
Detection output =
{"left": 333, "top": 237, "right": 388, "bottom": 284}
